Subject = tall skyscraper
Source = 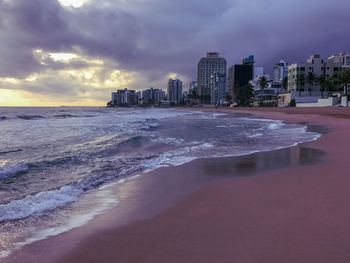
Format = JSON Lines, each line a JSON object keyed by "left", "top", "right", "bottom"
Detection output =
{"left": 167, "top": 79, "right": 183, "bottom": 104}
{"left": 197, "top": 52, "right": 227, "bottom": 103}
{"left": 228, "top": 55, "right": 254, "bottom": 98}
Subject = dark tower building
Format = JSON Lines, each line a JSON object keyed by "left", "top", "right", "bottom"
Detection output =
{"left": 228, "top": 55, "right": 255, "bottom": 100}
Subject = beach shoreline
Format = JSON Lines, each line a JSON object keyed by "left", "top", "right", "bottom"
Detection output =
{"left": 4, "top": 107, "right": 350, "bottom": 263}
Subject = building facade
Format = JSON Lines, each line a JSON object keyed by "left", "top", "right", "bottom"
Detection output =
{"left": 111, "top": 88, "right": 137, "bottom": 106}
{"left": 253, "top": 67, "right": 264, "bottom": 81}
{"left": 210, "top": 73, "right": 226, "bottom": 105}
{"left": 288, "top": 54, "right": 343, "bottom": 92}
{"left": 328, "top": 53, "right": 350, "bottom": 68}
{"left": 154, "top": 89, "right": 166, "bottom": 104}
{"left": 273, "top": 60, "right": 288, "bottom": 83}
{"left": 167, "top": 79, "right": 183, "bottom": 104}
{"left": 197, "top": 52, "right": 226, "bottom": 103}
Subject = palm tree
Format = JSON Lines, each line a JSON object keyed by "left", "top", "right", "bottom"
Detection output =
{"left": 340, "top": 68, "right": 350, "bottom": 96}
{"left": 258, "top": 76, "right": 268, "bottom": 90}
{"left": 297, "top": 74, "right": 305, "bottom": 96}
{"left": 258, "top": 76, "right": 268, "bottom": 105}
{"left": 306, "top": 72, "right": 316, "bottom": 96}
{"left": 282, "top": 76, "right": 288, "bottom": 91}
{"left": 318, "top": 74, "right": 326, "bottom": 98}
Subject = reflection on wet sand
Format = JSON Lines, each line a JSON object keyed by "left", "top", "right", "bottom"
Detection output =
{"left": 201, "top": 146, "right": 325, "bottom": 177}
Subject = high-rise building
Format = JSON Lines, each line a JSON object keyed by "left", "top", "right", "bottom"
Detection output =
{"left": 136, "top": 91, "right": 142, "bottom": 104}
{"left": 111, "top": 88, "right": 137, "bottom": 106}
{"left": 228, "top": 55, "right": 254, "bottom": 98}
{"left": 273, "top": 60, "right": 288, "bottom": 83}
{"left": 142, "top": 89, "right": 151, "bottom": 104}
{"left": 154, "top": 89, "right": 166, "bottom": 104}
{"left": 141, "top": 87, "right": 166, "bottom": 105}
{"left": 167, "top": 79, "right": 183, "bottom": 104}
{"left": 210, "top": 73, "right": 226, "bottom": 105}
{"left": 197, "top": 52, "right": 227, "bottom": 103}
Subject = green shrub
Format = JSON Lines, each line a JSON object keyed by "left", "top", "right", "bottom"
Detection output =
{"left": 290, "top": 98, "right": 296, "bottom": 107}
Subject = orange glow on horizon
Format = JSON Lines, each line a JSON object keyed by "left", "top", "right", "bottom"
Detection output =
{"left": 0, "top": 89, "right": 106, "bottom": 107}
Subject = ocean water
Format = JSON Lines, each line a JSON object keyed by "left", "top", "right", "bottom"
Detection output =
{"left": 0, "top": 107, "right": 320, "bottom": 258}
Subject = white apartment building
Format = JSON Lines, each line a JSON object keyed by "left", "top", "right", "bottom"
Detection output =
{"left": 328, "top": 53, "right": 350, "bottom": 68}
{"left": 287, "top": 54, "right": 343, "bottom": 92}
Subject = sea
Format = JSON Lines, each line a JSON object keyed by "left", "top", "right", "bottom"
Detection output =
{"left": 0, "top": 107, "right": 321, "bottom": 258}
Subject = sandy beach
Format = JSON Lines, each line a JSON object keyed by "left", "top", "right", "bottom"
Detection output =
{"left": 4, "top": 107, "right": 350, "bottom": 263}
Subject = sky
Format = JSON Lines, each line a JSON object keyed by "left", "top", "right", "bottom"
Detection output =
{"left": 0, "top": 0, "right": 349, "bottom": 106}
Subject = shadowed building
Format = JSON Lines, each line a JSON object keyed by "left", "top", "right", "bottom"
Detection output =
{"left": 228, "top": 55, "right": 254, "bottom": 100}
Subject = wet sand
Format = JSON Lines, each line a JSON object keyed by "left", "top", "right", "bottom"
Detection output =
{"left": 5, "top": 107, "right": 350, "bottom": 263}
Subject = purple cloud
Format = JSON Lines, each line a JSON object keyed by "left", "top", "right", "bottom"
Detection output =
{"left": 0, "top": 0, "right": 349, "bottom": 103}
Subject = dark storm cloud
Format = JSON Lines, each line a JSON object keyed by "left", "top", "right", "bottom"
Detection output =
{"left": 0, "top": 0, "right": 350, "bottom": 96}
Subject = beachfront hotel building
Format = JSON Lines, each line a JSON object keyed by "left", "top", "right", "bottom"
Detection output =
{"left": 197, "top": 52, "right": 227, "bottom": 103}
{"left": 167, "top": 79, "right": 183, "bottom": 104}
{"left": 287, "top": 54, "right": 343, "bottom": 92}
{"left": 210, "top": 73, "right": 226, "bottom": 105}
{"left": 228, "top": 55, "right": 254, "bottom": 99}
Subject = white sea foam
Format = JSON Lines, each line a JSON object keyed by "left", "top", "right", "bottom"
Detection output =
{"left": 141, "top": 143, "right": 214, "bottom": 173}
{"left": 268, "top": 122, "right": 283, "bottom": 130}
{"left": 15, "top": 186, "right": 119, "bottom": 252}
{"left": 247, "top": 133, "right": 264, "bottom": 138}
{"left": 0, "top": 163, "right": 29, "bottom": 179}
{"left": 167, "top": 156, "right": 197, "bottom": 166}
{"left": 211, "top": 113, "right": 227, "bottom": 117}
{"left": 0, "top": 185, "right": 83, "bottom": 222}
{"left": 141, "top": 122, "right": 160, "bottom": 130}
{"left": 151, "top": 137, "right": 185, "bottom": 145}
